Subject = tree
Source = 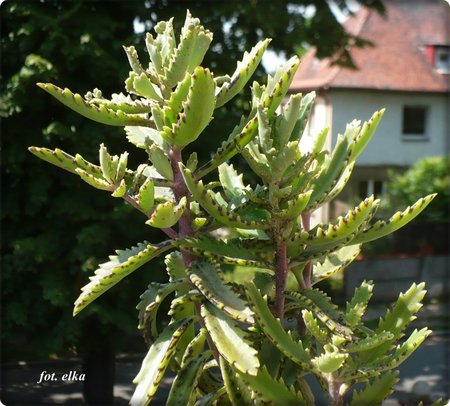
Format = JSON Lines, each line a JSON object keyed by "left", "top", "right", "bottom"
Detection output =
{"left": 385, "top": 156, "right": 450, "bottom": 223}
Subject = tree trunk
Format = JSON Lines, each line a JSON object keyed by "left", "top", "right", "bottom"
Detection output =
{"left": 82, "top": 345, "right": 115, "bottom": 405}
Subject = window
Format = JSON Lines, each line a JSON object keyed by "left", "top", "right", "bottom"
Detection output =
{"left": 358, "top": 179, "right": 384, "bottom": 199}
{"left": 402, "top": 106, "right": 428, "bottom": 138}
{"left": 435, "top": 46, "right": 450, "bottom": 73}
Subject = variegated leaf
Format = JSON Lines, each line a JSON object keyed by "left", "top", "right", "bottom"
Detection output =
{"left": 37, "top": 83, "right": 153, "bottom": 127}
{"left": 201, "top": 302, "right": 259, "bottom": 375}
{"left": 187, "top": 259, "right": 255, "bottom": 324}
{"left": 131, "top": 317, "right": 194, "bottom": 406}
{"left": 246, "top": 283, "right": 311, "bottom": 369}
{"left": 195, "top": 115, "right": 258, "bottom": 179}
{"left": 181, "top": 165, "right": 269, "bottom": 229}
{"left": 237, "top": 366, "right": 306, "bottom": 405}
{"left": 166, "top": 352, "right": 212, "bottom": 406}
{"left": 351, "top": 194, "right": 436, "bottom": 245}
{"left": 73, "top": 240, "right": 174, "bottom": 315}
{"left": 349, "top": 371, "right": 399, "bottom": 406}
{"left": 215, "top": 39, "right": 270, "bottom": 108}
{"left": 162, "top": 67, "right": 215, "bottom": 149}
{"left": 146, "top": 197, "right": 187, "bottom": 228}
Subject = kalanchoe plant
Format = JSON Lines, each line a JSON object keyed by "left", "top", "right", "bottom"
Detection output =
{"left": 30, "top": 11, "right": 443, "bottom": 406}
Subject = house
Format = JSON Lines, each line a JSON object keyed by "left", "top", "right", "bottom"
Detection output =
{"left": 290, "top": 0, "right": 450, "bottom": 219}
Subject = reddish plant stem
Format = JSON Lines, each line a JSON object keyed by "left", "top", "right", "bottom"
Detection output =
{"left": 170, "top": 148, "right": 219, "bottom": 361}
{"left": 274, "top": 240, "right": 288, "bottom": 320}
{"left": 301, "top": 211, "right": 312, "bottom": 288}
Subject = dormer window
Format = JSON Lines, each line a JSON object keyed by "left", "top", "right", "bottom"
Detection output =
{"left": 435, "top": 46, "right": 450, "bottom": 73}
{"left": 425, "top": 45, "right": 450, "bottom": 73}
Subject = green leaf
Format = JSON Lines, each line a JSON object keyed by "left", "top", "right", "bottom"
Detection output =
{"left": 215, "top": 39, "right": 270, "bottom": 108}
{"left": 164, "top": 11, "right": 213, "bottom": 88}
{"left": 262, "top": 56, "right": 300, "bottom": 117}
{"left": 146, "top": 197, "right": 187, "bottom": 228}
{"left": 75, "top": 168, "right": 111, "bottom": 191}
{"left": 307, "top": 132, "right": 352, "bottom": 207}
{"left": 345, "top": 280, "right": 374, "bottom": 326}
{"left": 286, "top": 290, "right": 353, "bottom": 340}
{"left": 162, "top": 67, "right": 215, "bottom": 149}
{"left": 131, "top": 317, "right": 194, "bottom": 406}
{"left": 220, "top": 358, "right": 253, "bottom": 406}
{"left": 351, "top": 194, "right": 437, "bottom": 244}
{"left": 201, "top": 302, "right": 259, "bottom": 375}
{"left": 350, "top": 371, "right": 399, "bottom": 405}
{"left": 125, "top": 126, "right": 165, "bottom": 149}
{"left": 37, "top": 83, "right": 154, "bottom": 127}
{"left": 246, "top": 283, "right": 311, "bottom": 369}
{"left": 136, "top": 279, "right": 187, "bottom": 333}
{"left": 180, "top": 328, "right": 207, "bottom": 367}
{"left": 181, "top": 165, "right": 269, "bottom": 230}
{"left": 166, "top": 352, "right": 211, "bottom": 406}
{"left": 312, "top": 349, "right": 348, "bottom": 373}
{"left": 136, "top": 176, "right": 155, "bottom": 214}
{"left": 28, "top": 147, "right": 102, "bottom": 177}
{"left": 313, "top": 244, "right": 361, "bottom": 285}
{"left": 350, "top": 109, "right": 385, "bottom": 162}
{"left": 73, "top": 240, "right": 174, "bottom": 315}
{"left": 187, "top": 259, "right": 254, "bottom": 324}
{"left": 362, "top": 328, "right": 431, "bottom": 374}
{"left": 146, "top": 143, "right": 174, "bottom": 180}
{"left": 195, "top": 115, "right": 258, "bottom": 179}
{"left": 176, "top": 236, "right": 267, "bottom": 268}
{"left": 302, "top": 309, "right": 329, "bottom": 344}
{"left": 237, "top": 366, "right": 306, "bottom": 405}
{"left": 344, "top": 330, "right": 394, "bottom": 353}
{"left": 132, "top": 72, "right": 163, "bottom": 101}
{"left": 218, "top": 163, "right": 248, "bottom": 200}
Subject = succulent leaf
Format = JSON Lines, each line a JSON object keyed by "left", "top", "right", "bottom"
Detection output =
{"left": 313, "top": 244, "right": 361, "bottom": 285}
{"left": 73, "top": 240, "right": 174, "bottom": 315}
{"left": 75, "top": 168, "right": 111, "bottom": 191}
{"left": 125, "top": 126, "right": 165, "bottom": 149}
{"left": 163, "top": 67, "right": 215, "bottom": 149}
{"left": 195, "top": 115, "right": 258, "bottom": 179}
{"left": 220, "top": 358, "right": 254, "bottom": 406}
{"left": 237, "top": 366, "right": 306, "bottom": 405}
{"left": 146, "top": 197, "right": 187, "bottom": 228}
{"left": 312, "top": 350, "right": 348, "bottom": 373}
{"left": 181, "top": 165, "right": 270, "bottom": 229}
{"left": 164, "top": 11, "right": 213, "bottom": 88}
{"left": 37, "top": 83, "right": 153, "bottom": 127}
{"left": 201, "top": 302, "right": 259, "bottom": 375}
{"left": 136, "top": 176, "right": 155, "bottom": 214}
{"left": 187, "top": 259, "right": 255, "bottom": 324}
{"left": 147, "top": 143, "right": 174, "bottom": 180}
{"left": 166, "top": 351, "right": 212, "bottom": 406}
{"left": 131, "top": 317, "right": 194, "bottom": 406}
{"left": 215, "top": 39, "right": 270, "bottom": 108}
{"left": 349, "top": 371, "right": 399, "bottom": 406}
{"left": 176, "top": 236, "right": 267, "bottom": 268}
{"left": 345, "top": 280, "right": 374, "bottom": 327}
{"left": 351, "top": 194, "right": 437, "bottom": 245}
{"left": 246, "top": 283, "right": 311, "bottom": 369}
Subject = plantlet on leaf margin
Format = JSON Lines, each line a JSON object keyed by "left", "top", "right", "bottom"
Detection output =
{"left": 30, "top": 10, "right": 445, "bottom": 406}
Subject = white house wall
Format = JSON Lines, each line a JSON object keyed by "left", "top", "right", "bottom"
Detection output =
{"left": 329, "top": 90, "right": 449, "bottom": 166}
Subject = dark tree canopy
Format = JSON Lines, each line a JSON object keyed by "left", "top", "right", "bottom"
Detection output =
{"left": 1, "top": 0, "right": 384, "bottom": 361}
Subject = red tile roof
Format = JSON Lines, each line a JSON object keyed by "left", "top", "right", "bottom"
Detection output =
{"left": 291, "top": 0, "right": 450, "bottom": 93}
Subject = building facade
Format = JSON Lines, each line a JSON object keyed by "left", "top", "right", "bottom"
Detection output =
{"left": 291, "top": 0, "right": 450, "bottom": 217}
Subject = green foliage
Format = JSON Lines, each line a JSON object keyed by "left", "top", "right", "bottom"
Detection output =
{"left": 28, "top": 9, "right": 440, "bottom": 406}
{"left": 385, "top": 155, "right": 450, "bottom": 223}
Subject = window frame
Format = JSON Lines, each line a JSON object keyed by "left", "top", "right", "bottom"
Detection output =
{"left": 401, "top": 105, "right": 429, "bottom": 141}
